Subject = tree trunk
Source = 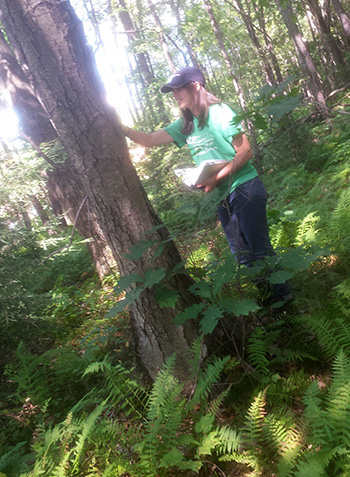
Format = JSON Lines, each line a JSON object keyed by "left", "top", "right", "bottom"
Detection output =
{"left": 47, "top": 163, "right": 116, "bottom": 278}
{"left": 0, "top": 0, "right": 199, "bottom": 381}
{"left": 31, "top": 195, "right": 49, "bottom": 224}
{"left": 148, "top": 0, "right": 176, "bottom": 72}
{"left": 229, "top": 0, "right": 277, "bottom": 85}
{"left": 307, "top": 0, "right": 347, "bottom": 76}
{"left": 275, "top": 0, "right": 330, "bottom": 120}
{"left": 253, "top": 0, "right": 284, "bottom": 84}
{"left": 168, "top": 0, "right": 201, "bottom": 69}
{"left": 0, "top": 30, "right": 57, "bottom": 145}
{"left": 331, "top": 0, "right": 350, "bottom": 47}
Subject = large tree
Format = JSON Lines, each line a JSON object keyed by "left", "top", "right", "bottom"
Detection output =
{"left": 0, "top": 0, "right": 199, "bottom": 381}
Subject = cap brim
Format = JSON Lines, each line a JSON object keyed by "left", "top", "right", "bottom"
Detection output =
{"left": 160, "top": 85, "right": 174, "bottom": 93}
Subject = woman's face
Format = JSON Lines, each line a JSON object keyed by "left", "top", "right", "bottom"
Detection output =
{"left": 172, "top": 86, "right": 194, "bottom": 111}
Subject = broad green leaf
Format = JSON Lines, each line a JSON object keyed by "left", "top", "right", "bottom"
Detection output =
{"left": 221, "top": 298, "right": 260, "bottom": 316}
{"left": 106, "top": 289, "right": 142, "bottom": 316}
{"left": 113, "top": 273, "right": 143, "bottom": 295}
{"left": 154, "top": 286, "right": 179, "bottom": 308}
{"left": 143, "top": 268, "right": 166, "bottom": 288}
{"left": 175, "top": 303, "right": 207, "bottom": 325}
{"left": 200, "top": 304, "right": 224, "bottom": 334}
{"left": 269, "top": 270, "right": 294, "bottom": 284}
{"left": 159, "top": 448, "right": 184, "bottom": 468}
{"left": 152, "top": 243, "right": 164, "bottom": 259}
{"left": 267, "top": 95, "right": 302, "bottom": 122}
{"left": 159, "top": 448, "right": 202, "bottom": 471}
{"left": 124, "top": 239, "right": 156, "bottom": 260}
{"left": 189, "top": 281, "right": 213, "bottom": 299}
{"left": 254, "top": 112, "right": 268, "bottom": 130}
{"left": 212, "top": 255, "right": 237, "bottom": 296}
{"left": 171, "top": 261, "right": 187, "bottom": 276}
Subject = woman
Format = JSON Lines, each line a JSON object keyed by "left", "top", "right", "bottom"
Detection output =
{"left": 122, "top": 66, "right": 292, "bottom": 304}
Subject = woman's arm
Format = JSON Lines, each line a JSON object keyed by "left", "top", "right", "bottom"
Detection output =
{"left": 197, "top": 133, "right": 253, "bottom": 193}
{"left": 122, "top": 125, "right": 174, "bottom": 147}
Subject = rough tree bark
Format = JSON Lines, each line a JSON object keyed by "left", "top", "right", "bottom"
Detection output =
{"left": 0, "top": 0, "right": 199, "bottom": 381}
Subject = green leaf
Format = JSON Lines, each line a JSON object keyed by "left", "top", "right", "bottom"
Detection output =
{"left": 113, "top": 273, "right": 143, "bottom": 295}
{"left": 175, "top": 303, "right": 207, "bottom": 325}
{"left": 254, "top": 112, "right": 268, "bottom": 130}
{"left": 159, "top": 448, "right": 185, "bottom": 468}
{"left": 159, "top": 448, "right": 202, "bottom": 471}
{"left": 124, "top": 239, "right": 156, "bottom": 260}
{"left": 221, "top": 298, "right": 260, "bottom": 316}
{"left": 269, "top": 270, "right": 294, "bottom": 284}
{"left": 171, "top": 261, "right": 187, "bottom": 276}
{"left": 155, "top": 286, "right": 179, "bottom": 308}
{"left": 106, "top": 289, "right": 142, "bottom": 316}
{"left": 189, "top": 281, "right": 213, "bottom": 299}
{"left": 200, "top": 304, "right": 224, "bottom": 334}
{"left": 267, "top": 95, "right": 302, "bottom": 122}
{"left": 212, "top": 255, "right": 237, "bottom": 296}
{"left": 143, "top": 268, "right": 166, "bottom": 288}
{"left": 152, "top": 243, "right": 165, "bottom": 259}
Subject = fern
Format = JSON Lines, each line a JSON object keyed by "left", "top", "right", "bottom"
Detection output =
{"left": 302, "top": 313, "right": 350, "bottom": 359}
{"left": 334, "top": 278, "right": 350, "bottom": 317}
{"left": 330, "top": 187, "right": 350, "bottom": 250}
{"left": 137, "top": 356, "right": 186, "bottom": 476}
{"left": 247, "top": 327, "right": 270, "bottom": 376}
{"left": 297, "top": 351, "right": 350, "bottom": 475}
{"left": 189, "top": 355, "right": 232, "bottom": 408}
{"left": 295, "top": 212, "right": 320, "bottom": 246}
{"left": 83, "top": 357, "right": 148, "bottom": 420}
{"left": 245, "top": 390, "right": 266, "bottom": 445}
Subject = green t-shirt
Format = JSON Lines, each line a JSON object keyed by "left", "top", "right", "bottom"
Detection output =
{"left": 165, "top": 103, "right": 258, "bottom": 194}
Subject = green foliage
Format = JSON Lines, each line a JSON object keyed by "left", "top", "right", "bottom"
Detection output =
{"left": 235, "top": 76, "right": 303, "bottom": 131}
{"left": 295, "top": 351, "right": 350, "bottom": 475}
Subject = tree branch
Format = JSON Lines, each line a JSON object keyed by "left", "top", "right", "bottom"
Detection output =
{"left": 20, "top": 131, "right": 58, "bottom": 169}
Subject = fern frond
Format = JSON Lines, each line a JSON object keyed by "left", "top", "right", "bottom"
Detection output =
{"left": 84, "top": 357, "right": 148, "bottom": 420}
{"left": 244, "top": 390, "right": 267, "bottom": 444}
{"left": 190, "top": 355, "right": 231, "bottom": 408}
{"left": 216, "top": 425, "right": 242, "bottom": 457}
{"left": 295, "top": 212, "right": 320, "bottom": 246}
{"left": 301, "top": 312, "right": 350, "bottom": 359}
{"left": 71, "top": 400, "right": 107, "bottom": 470}
{"left": 208, "top": 387, "right": 231, "bottom": 417}
{"left": 247, "top": 327, "right": 270, "bottom": 376}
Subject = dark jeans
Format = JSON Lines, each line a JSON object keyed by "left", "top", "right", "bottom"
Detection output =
{"left": 217, "top": 176, "right": 290, "bottom": 300}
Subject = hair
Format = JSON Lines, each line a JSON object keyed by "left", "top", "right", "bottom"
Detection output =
{"left": 180, "top": 82, "right": 222, "bottom": 135}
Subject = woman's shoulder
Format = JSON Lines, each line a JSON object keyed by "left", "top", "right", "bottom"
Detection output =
{"left": 209, "top": 103, "right": 238, "bottom": 123}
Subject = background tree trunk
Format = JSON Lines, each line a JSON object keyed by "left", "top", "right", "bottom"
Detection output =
{"left": 0, "top": 0, "right": 199, "bottom": 381}
{"left": 0, "top": 28, "right": 116, "bottom": 279}
{"left": 331, "top": 0, "right": 350, "bottom": 47}
{"left": 275, "top": 0, "right": 330, "bottom": 120}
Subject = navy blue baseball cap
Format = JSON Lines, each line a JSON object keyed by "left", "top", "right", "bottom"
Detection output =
{"left": 161, "top": 67, "right": 205, "bottom": 93}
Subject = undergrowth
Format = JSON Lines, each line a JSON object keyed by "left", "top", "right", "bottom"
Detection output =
{"left": 1, "top": 112, "right": 350, "bottom": 475}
